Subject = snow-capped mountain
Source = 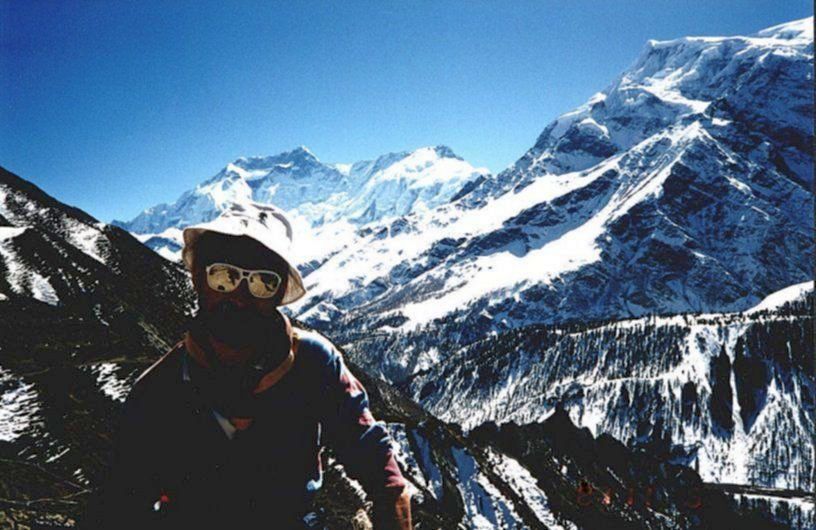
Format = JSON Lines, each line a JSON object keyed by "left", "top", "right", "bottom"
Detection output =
{"left": 286, "top": 18, "right": 814, "bottom": 525}
{"left": 78, "top": 16, "right": 812, "bottom": 528}
{"left": 292, "top": 17, "right": 813, "bottom": 339}
{"left": 486, "top": 16, "right": 813, "bottom": 197}
{"left": 115, "top": 145, "right": 488, "bottom": 260}
{"left": 4, "top": 169, "right": 786, "bottom": 529}
{"left": 120, "top": 19, "right": 813, "bottom": 344}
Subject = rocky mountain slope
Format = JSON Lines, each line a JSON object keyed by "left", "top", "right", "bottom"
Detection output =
{"left": 0, "top": 169, "right": 788, "bottom": 529}
{"left": 0, "top": 166, "right": 196, "bottom": 364}
{"left": 402, "top": 282, "right": 814, "bottom": 528}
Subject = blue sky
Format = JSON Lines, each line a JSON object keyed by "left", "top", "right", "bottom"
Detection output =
{"left": 1, "top": 0, "right": 812, "bottom": 223}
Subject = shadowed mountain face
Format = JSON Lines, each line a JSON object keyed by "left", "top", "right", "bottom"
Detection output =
{"left": 0, "top": 169, "right": 788, "bottom": 528}
{"left": 0, "top": 167, "right": 196, "bottom": 362}
{"left": 468, "top": 409, "right": 794, "bottom": 530}
{"left": 0, "top": 166, "right": 195, "bottom": 526}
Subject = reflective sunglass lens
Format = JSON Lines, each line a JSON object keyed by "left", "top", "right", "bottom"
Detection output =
{"left": 248, "top": 272, "right": 281, "bottom": 298}
{"left": 207, "top": 265, "right": 239, "bottom": 292}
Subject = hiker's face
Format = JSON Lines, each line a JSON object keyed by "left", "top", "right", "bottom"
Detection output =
{"left": 191, "top": 234, "right": 289, "bottom": 317}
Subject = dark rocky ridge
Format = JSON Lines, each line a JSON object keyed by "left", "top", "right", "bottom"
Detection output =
{"left": 469, "top": 407, "right": 790, "bottom": 529}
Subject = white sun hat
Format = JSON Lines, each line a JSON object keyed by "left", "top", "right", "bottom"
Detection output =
{"left": 181, "top": 201, "right": 306, "bottom": 305}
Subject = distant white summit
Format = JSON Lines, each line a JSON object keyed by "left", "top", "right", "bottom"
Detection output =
{"left": 115, "top": 144, "right": 488, "bottom": 260}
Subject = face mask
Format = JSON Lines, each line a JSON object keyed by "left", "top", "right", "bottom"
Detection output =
{"left": 203, "top": 301, "right": 277, "bottom": 351}
{"left": 187, "top": 307, "right": 292, "bottom": 418}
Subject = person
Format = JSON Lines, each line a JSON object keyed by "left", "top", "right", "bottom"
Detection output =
{"left": 85, "top": 202, "right": 412, "bottom": 529}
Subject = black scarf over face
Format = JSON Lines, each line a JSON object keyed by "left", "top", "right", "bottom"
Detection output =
{"left": 186, "top": 304, "right": 292, "bottom": 419}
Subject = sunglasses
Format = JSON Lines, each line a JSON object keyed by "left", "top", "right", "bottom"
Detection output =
{"left": 205, "top": 262, "right": 283, "bottom": 299}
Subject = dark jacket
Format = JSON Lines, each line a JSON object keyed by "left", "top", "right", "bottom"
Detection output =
{"left": 84, "top": 328, "right": 406, "bottom": 529}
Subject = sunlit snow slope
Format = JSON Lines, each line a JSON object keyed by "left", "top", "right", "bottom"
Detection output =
{"left": 291, "top": 17, "right": 812, "bottom": 341}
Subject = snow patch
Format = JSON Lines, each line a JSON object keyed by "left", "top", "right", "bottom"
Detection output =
{"left": 0, "top": 227, "right": 60, "bottom": 306}
{"left": 451, "top": 446, "right": 523, "bottom": 529}
{"left": 0, "top": 367, "right": 42, "bottom": 442}
{"left": 748, "top": 281, "right": 811, "bottom": 313}
{"left": 85, "top": 362, "right": 133, "bottom": 402}
{"left": 411, "top": 430, "right": 444, "bottom": 501}
{"left": 486, "top": 449, "right": 578, "bottom": 529}
{"left": 62, "top": 217, "right": 109, "bottom": 264}
{"left": 386, "top": 424, "right": 426, "bottom": 495}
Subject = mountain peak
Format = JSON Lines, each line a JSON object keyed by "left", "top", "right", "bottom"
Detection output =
{"left": 755, "top": 16, "right": 813, "bottom": 42}
{"left": 225, "top": 146, "right": 323, "bottom": 177}
{"left": 429, "top": 145, "right": 461, "bottom": 160}
{"left": 288, "top": 145, "right": 319, "bottom": 160}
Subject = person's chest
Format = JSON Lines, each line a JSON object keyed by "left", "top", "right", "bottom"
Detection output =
{"left": 150, "top": 371, "right": 324, "bottom": 517}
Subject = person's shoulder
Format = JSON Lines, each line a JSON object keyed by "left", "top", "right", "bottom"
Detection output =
{"left": 293, "top": 327, "right": 343, "bottom": 366}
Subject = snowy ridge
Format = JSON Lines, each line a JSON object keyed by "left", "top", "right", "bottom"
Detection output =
{"left": 341, "top": 146, "right": 488, "bottom": 222}
{"left": 117, "top": 145, "right": 488, "bottom": 262}
{"left": 0, "top": 184, "right": 113, "bottom": 269}
{"left": 396, "top": 121, "right": 712, "bottom": 327}
{"left": 409, "top": 282, "right": 814, "bottom": 492}
{"left": 505, "top": 16, "right": 813, "bottom": 184}
{"left": 748, "top": 280, "right": 811, "bottom": 313}
{"left": 731, "top": 492, "right": 814, "bottom": 530}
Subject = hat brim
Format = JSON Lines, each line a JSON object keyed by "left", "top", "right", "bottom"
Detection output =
{"left": 182, "top": 226, "right": 307, "bottom": 306}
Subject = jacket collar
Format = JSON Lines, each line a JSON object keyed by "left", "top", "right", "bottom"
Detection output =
{"left": 182, "top": 311, "right": 297, "bottom": 395}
